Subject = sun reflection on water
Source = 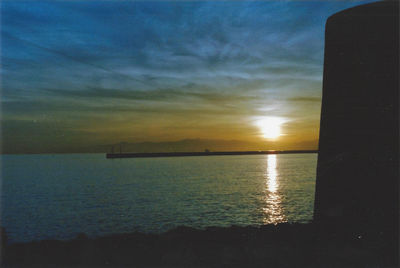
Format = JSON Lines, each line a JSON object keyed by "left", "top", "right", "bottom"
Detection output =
{"left": 263, "top": 154, "right": 286, "bottom": 224}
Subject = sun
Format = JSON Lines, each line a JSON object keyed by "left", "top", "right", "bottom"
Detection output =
{"left": 255, "top": 117, "right": 285, "bottom": 139}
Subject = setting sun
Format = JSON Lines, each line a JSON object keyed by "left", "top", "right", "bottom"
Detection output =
{"left": 256, "top": 117, "right": 285, "bottom": 139}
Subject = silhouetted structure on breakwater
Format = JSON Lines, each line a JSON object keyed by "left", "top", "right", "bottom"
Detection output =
{"left": 314, "top": 0, "right": 398, "bottom": 240}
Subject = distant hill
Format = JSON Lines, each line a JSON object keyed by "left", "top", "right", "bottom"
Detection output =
{"left": 102, "top": 138, "right": 318, "bottom": 154}
{"left": 1, "top": 138, "right": 318, "bottom": 154}
{"left": 104, "top": 139, "right": 267, "bottom": 154}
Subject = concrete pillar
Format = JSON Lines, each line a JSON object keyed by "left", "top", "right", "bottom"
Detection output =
{"left": 314, "top": 1, "right": 398, "bottom": 234}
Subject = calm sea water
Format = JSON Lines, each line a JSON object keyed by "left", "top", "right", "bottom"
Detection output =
{"left": 1, "top": 153, "right": 317, "bottom": 243}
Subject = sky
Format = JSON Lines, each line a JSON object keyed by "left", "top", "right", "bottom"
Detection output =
{"left": 1, "top": 0, "right": 376, "bottom": 153}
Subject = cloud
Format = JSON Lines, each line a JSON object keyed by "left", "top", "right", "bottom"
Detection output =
{"left": 1, "top": 0, "right": 376, "bottom": 153}
{"left": 288, "top": 97, "right": 321, "bottom": 102}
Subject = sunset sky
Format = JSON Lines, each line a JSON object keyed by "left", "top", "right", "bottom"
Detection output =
{"left": 1, "top": 0, "right": 375, "bottom": 153}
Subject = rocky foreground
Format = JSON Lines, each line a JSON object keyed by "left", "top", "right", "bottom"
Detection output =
{"left": 1, "top": 223, "right": 398, "bottom": 267}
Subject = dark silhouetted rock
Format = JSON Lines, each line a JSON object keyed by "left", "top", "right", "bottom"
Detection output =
{"left": 1, "top": 224, "right": 396, "bottom": 267}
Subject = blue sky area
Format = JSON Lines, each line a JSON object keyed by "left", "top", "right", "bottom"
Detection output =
{"left": 1, "top": 1, "right": 376, "bottom": 153}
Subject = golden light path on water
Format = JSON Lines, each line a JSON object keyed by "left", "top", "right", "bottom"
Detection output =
{"left": 263, "top": 154, "right": 286, "bottom": 224}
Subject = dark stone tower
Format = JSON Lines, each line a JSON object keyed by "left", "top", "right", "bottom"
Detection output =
{"left": 314, "top": 0, "right": 398, "bottom": 235}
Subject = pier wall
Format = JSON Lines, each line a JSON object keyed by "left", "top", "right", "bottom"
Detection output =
{"left": 314, "top": 1, "right": 399, "bottom": 235}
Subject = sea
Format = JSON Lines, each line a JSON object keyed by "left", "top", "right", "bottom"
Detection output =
{"left": 1, "top": 153, "right": 317, "bottom": 243}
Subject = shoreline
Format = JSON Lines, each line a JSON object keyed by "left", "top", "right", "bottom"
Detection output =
{"left": 2, "top": 223, "right": 397, "bottom": 267}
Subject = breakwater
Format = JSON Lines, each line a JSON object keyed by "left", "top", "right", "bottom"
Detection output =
{"left": 106, "top": 150, "right": 318, "bottom": 159}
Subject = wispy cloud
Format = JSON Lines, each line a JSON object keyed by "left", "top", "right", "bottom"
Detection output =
{"left": 1, "top": 0, "right": 376, "bottom": 153}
